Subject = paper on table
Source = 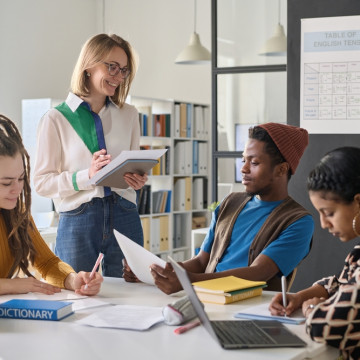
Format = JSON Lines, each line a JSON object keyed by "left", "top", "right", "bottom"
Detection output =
{"left": 71, "top": 298, "right": 109, "bottom": 311}
{"left": 234, "top": 303, "right": 306, "bottom": 325}
{"left": 0, "top": 289, "right": 87, "bottom": 304}
{"left": 76, "top": 305, "right": 164, "bottom": 331}
{"left": 114, "top": 229, "right": 166, "bottom": 285}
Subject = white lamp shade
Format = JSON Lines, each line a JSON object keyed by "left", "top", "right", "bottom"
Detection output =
{"left": 259, "top": 24, "right": 287, "bottom": 56}
{"left": 175, "top": 32, "right": 211, "bottom": 64}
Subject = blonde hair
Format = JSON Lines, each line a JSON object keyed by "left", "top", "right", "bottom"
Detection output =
{"left": 70, "top": 33, "right": 136, "bottom": 107}
{"left": 0, "top": 114, "right": 35, "bottom": 278}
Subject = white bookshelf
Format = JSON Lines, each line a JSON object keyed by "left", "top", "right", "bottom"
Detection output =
{"left": 128, "top": 96, "right": 211, "bottom": 261}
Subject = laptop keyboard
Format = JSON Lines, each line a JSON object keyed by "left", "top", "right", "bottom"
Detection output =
{"left": 212, "top": 321, "right": 275, "bottom": 345}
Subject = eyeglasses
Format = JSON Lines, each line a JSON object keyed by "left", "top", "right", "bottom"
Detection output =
{"left": 102, "top": 62, "right": 130, "bottom": 79}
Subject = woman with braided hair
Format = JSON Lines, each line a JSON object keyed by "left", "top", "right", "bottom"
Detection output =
{"left": 269, "top": 146, "right": 360, "bottom": 360}
{"left": 0, "top": 114, "right": 103, "bottom": 295}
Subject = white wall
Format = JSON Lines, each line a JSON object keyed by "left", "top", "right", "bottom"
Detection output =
{"left": 0, "top": 0, "right": 211, "bottom": 129}
{"left": 105, "top": 0, "right": 211, "bottom": 104}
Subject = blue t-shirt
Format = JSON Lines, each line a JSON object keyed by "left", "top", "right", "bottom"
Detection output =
{"left": 201, "top": 196, "right": 314, "bottom": 276}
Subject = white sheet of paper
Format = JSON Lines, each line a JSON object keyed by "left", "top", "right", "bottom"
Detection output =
{"left": 114, "top": 229, "right": 166, "bottom": 285}
{"left": 0, "top": 289, "right": 87, "bottom": 304}
{"left": 234, "top": 303, "right": 306, "bottom": 325}
{"left": 76, "top": 305, "right": 164, "bottom": 331}
{"left": 71, "top": 298, "right": 109, "bottom": 311}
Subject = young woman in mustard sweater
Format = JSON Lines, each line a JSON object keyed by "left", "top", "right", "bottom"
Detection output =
{"left": 0, "top": 114, "right": 103, "bottom": 295}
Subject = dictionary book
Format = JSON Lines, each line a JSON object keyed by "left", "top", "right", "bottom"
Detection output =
{"left": 0, "top": 299, "right": 73, "bottom": 321}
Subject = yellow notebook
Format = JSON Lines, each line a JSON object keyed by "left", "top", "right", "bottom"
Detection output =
{"left": 196, "top": 286, "right": 264, "bottom": 305}
{"left": 192, "top": 276, "right": 266, "bottom": 295}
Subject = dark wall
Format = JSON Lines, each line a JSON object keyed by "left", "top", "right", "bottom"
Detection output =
{"left": 287, "top": 0, "right": 360, "bottom": 291}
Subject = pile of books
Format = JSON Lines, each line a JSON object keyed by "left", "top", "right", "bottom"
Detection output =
{"left": 192, "top": 276, "right": 267, "bottom": 305}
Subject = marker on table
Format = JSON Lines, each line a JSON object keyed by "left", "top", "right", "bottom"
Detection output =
{"left": 281, "top": 275, "right": 287, "bottom": 316}
{"left": 85, "top": 252, "right": 104, "bottom": 290}
{"left": 174, "top": 319, "right": 201, "bottom": 335}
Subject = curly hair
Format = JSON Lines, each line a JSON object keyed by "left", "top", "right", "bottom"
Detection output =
{"left": 0, "top": 114, "right": 36, "bottom": 278}
{"left": 248, "top": 125, "right": 291, "bottom": 180}
{"left": 307, "top": 147, "right": 360, "bottom": 204}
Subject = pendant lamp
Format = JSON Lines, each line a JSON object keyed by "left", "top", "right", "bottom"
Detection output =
{"left": 259, "top": 0, "right": 287, "bottom": 56}
{"left": 175, "top": 0, "right": 211, "bottom": 64}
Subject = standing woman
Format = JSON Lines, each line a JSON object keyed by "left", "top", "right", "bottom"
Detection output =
{"left": 269, "top": 146, "right": 360, "bottom": 360}
{"left": 33, "top": 34, "right": 147, "bottom": 277}
{"left": 0, "top": 114, "right": 102, "bottom": 295}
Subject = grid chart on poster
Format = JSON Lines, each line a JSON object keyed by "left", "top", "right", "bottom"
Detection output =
{"left": 303, "top": 61, "right": 360, "bottom": 121}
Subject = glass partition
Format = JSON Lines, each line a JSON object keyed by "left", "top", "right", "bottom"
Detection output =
{"left": 216, "top": 158, "right": 245, "bottom": 202}
{"left": 217, "top": 0, "right": 287, "bottom": 67}
{"left": 217, "top": 71, "right": 287, "bottom": 151}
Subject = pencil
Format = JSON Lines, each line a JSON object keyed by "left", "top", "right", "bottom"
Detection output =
{"left": 84, "top": 252, "right": 104, "bottom": 290}
{"left": 174, "top": 319, "right": 201, "bottom": 335}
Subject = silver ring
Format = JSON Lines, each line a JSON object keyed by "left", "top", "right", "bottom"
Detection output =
{"left": 306, "top": 304, "right": 315, "bottom": 313}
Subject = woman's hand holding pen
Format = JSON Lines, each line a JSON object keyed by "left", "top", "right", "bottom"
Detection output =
{"left": 89, "top": 149, "right": 111, "bottom": 178}
{"left": 65, "top": 271, "right": 103, "bottom": 296}
{"left": 270, "top": 284, "right": 329, "bottom": 318}
{"left": 268, "top": 292, "right": 300, "bottom": 317}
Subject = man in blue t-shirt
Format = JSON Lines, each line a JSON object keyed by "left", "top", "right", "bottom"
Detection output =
{"left": 124, "top": 123, "right": 314, "bottom": 294}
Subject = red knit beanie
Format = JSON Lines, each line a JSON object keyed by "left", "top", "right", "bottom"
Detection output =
{"left": 258, "top": 123, "right": 308, "bottom": 174}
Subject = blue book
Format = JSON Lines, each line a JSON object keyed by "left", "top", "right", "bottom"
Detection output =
{"left": 165, "top": 190, "right": 172, "bottom": 213}
{"left": 0, "top": 299, "right": 73, "bottom": 321}
{"left": 186, "top": 103, "right": 192, "bottom": 137}
{"left": 143, "top": 114, "right": 148, "bottom": 136}
{"left": 193, "top": 140, "right": 199, "bottom": 174}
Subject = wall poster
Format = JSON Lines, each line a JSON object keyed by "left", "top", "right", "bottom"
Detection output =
{"left": 300, "top": 15, "right": 360, "bottom": 133}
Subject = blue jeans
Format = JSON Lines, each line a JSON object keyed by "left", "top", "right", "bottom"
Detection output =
{"left": 55, "top": 193, "right": 143, "bottom": 277}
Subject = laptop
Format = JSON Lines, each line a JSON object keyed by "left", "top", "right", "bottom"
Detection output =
{"left": 168, "top": 257, "right": 306, "bottom": 349}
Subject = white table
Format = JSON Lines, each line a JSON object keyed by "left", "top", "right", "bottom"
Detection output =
{"left": 0, "top": 278, "right": 339, "bottom": 360}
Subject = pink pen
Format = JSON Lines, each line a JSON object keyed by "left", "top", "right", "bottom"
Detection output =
{"left": 174, "top": 320, "right": 201, "bottom": 335}
{"left": 84, "top": 252, "right": 104, "bottom": 290}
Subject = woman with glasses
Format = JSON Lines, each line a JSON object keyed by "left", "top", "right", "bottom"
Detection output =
{"left": 269, "top": 146, "right": 360, "bottom": 360}
{"left": 33, "top": 34, "right": 147, "bottom": 277}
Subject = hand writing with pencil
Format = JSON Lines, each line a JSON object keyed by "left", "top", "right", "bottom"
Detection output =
{"left": 64, "top": 271, "right": 103, "bottom": 296}
{"left": 64, "top": 253, "right": 104, "bottom": 296}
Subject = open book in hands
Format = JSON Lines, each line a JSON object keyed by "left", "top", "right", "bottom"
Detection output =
{"left": 89, "top": 149, "right": 167, "bottom": 189}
